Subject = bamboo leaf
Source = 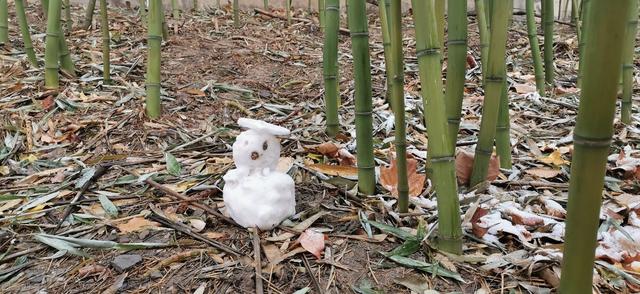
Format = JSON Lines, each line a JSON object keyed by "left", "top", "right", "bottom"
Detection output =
{"left": 76, "top": 168, "right": 96, "bottom": 188}
{"left": 34, "top": 234, "right": 89, "bottom": 258}
{"left": 365, "top": 220, "right": 415, "bottom": 240}
{"left": 98, "top": 194, "right": 118, "bottom": 218}
{"left": 387, "top": 255, "right": 465, "bottom": 282}
{"left": 385, "top": 239, "right": 421, "bottom": 257}
{"left": 165, "top": 152, "right": 181, "bottom": 176}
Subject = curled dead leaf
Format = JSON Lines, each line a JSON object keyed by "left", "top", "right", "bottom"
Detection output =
{"left": 538, "top": 150, "right": 569, "bottom": 166}
{"left": 455, "top": 150, "right": 500, "bottom": 185}
{"left": 299, "top": 229, "right": 326, "bottom": 259}
{"left": 379, "top": 150, "right": 426, "bottom": 197}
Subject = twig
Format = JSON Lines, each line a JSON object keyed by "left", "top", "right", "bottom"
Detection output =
{"left": 119, "top": 166, "right": 241, "bottom": 228}
{"left": 302, "top": 254, "right": 323, "bottom": 294}
{"left": 252, "top": 227, "right": 264, "bottom": 294}
{"left": 54, "top": 165, "right": 110, "bottom": 232}
{"left": 254, "top": 8, "right": 350, "bottom": 35}
{"left": 492, "top": 180, "right": 569, "bottom": 189}
{"left": 166, "top": 129, "right": 222, "bottom": 152}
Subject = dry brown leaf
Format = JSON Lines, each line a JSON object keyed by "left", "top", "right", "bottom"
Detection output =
{"left": 539, "top": 150, "right": 570, "bottom": 166}
{"left": 312, "top": 142, "right": 356, "bottom": 166}
{"left": 298, "top": 229, "right": 326, "bottom": 259}
{"left": 525, "top": 168, "right": 562, "bottom": 179}
{"left": 306, "top": 163, "right": 358, "bottom": 178}
{"left": 466, "top": 54, "right": 477, "bottom": 68}
{"left": 471, "top": 207, "right": 489, "bottom": 238}
{"left": 184, "top": 88, "right": 206, "bottom": 96}
{"left": 316, "top": 142, "right": 339, "bottom": 155}
{"left": 116, "top": 217, "right": 160, "bottom": 233}
{"left": 203, "top": 231, "right": 226, "bottom": 239}
{"left": 505, "top": 207, "right": 545, "bottom": 226}
{"left": 379, "top": 150, "right": 426, "bottom": 197}
{"left": 514, "top": 83, "right": 537, "bottom": 94}
{"left": 455, "top": 150, "right": 500, "bottom": 185}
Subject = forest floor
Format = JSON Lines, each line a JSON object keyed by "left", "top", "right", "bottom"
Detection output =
{"left": 1, "top": 2, "right": 640, "bottom": 294}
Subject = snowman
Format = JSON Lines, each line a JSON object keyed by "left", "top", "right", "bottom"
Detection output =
{"left": 222, "top": 118, "right": 296, "bottom": 230}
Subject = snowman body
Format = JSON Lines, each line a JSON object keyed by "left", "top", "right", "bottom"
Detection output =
{"left": 222, "top": 118, "right": 296, "bottom": 230}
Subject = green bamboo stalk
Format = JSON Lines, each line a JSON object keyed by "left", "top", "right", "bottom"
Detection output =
{"left": 0, "top": 0, "right": 8, "bottom": 44}
{"left": 192, "top": 0, "right": 197, "bottom": 12}
{"left": 577, "top": 0, "right": 589, "bottom": 87}
{"left": 495, "top": 0, "right": 513, "bottom": 169}
{"left": 83, "top": 0, "right": 96, "bottom": 30}
{"left": 388, "top": 0, "right": 409, "bottom": 213}
{"left": 379, "top": 0, "right": 393, "bottom": 105}
{"left": 58, "top": 22, "right": 76, "bottom": 76}
{"left": 44, "top": 0, "right": 63, "bottom": 90}
{"left": 475, "top": 0, "right": 489, "bottom": 84}
{"left": 344, "top": 1, "right": 348, "bottom": 28}
{"left": 571, "top": 0, "right": 580, "bottom": 42}
{"left": 525, "top": 0, "right": 544, "bottom": 96}
{"left": 161, "top": 5, "right": 169, "bottom": 39}
{"left": 308, "top": 0, "right": 311, "bottom": 13}
{"left": 319, "top": 0, "right": 325, "bottom": 32}
{"left": 542, "top": 0, "right": 554, "bottom": 86}
{"left": 171, "top": 0, "right": 179, "bottom": 18}
{"left": 99, "top": 0, "right": 111, "bottom": 84}
{"left": 233, "top": 0, "right": 239, "bottom": 28}
{"left": 469, "top": 0, "right": 511, "bottom": 187}
{"left": 435, "top": 0, "right": 445, "bottom": 53}
{"left": 264, "top": 0, "right": 268, "bottom": 9}
{"left": 15, "top": 0, "right": 38, "bottom": 66}
{"left": 146, "top": 0, "right": 162, "bottom": 118}
{"left": 560, "top": 1, "right": 630, "bottom": 292}
{"left": 621, "top": 0, "right": 638, "bottom": 124}
{"left": 63, "top": 0, "right": 71, "bottom": 33}
{"left": 412, "top": 0, "right": 462, "bottom": 254}
{"left": 285, "top": 0, "right": 291, "bottom": 26}
{"left": 138, "top": 0, "right": 146, "bottom": 18}
{"left": 41, "top": 0, "right": 49, "bottom": 17}
{"left": 444, "top": 0, "right": 468, "bottom": 150}
{"left": 323, "top": 0, "right": 339, "bottom": 137}
{"left": 348, "top": 0, "right": 375, "bottom": 195}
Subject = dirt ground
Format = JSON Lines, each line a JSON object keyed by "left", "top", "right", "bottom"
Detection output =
{"left": 1, "top": 1, "right": 640, "bottom": 294}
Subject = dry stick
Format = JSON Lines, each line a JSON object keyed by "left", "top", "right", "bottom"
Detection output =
{"left": 302, "top": 254, "right": 323, "bottom": 294}
{"left": 252, "top": 227, "right": 264, "bottom": 294}
{"left": 120, "top": 167, "right": 240, "bottom": 228}
{"left": 253, "top": 8, "right": 350, "bottom": 35}
{"left": 54, "top": 165, "right": 110, "bottom": 232}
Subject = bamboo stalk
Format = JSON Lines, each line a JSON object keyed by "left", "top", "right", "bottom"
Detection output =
{"left": 319, "top": 0, "right": 326, "bottom": 32}
{"left": 378, "top": 0, "right": 393, "bottom": 105}
{"left": 411, "top": 0, "right": 462, "bottom": 254}
{"left": 192, "top": 0, "right": 197, "bottom": 12}
{"left": 264, "top": 0, "right": 267, "bottom": 9}
{"left": 469, "top": 0, "right": 511, "bottom": 187}
{"left": 233, "top": 0, "right": 239, "bottom": 27}
{"left": 146, "top": 0, "right": 162, "bottom": 118}
{"left": 171, "top": 0, "right": 179, "bottom": 18}
{"left": 161, "top": 5, "right": 169, "bottom": 39}
{"left": 323, "top": 0, "right": 340, "bottom": 137}
{"left": 83, "top": 0, "right": 96, "bottom": 30}
{"left": 495, "top": 0, "right": 513, "bottom": 169}
{"left": 99, "top": 0, "right": 111, "bottom": 84}
{"left": 44, "top": 0, "right": 63, "bottom": 90}
{"left": 542, "top": 0, "right": 554, "bottom": 86}
{"left": 41, "top": 0, "right": 49, "bottom": 17}
{"left": 0, "top": 0, "right": 7, "bottom": 44}
{"left": 138, "top": 0, "right": 146, "bottom": 18}
{"left": 435, "top": 0, "right": 445, "bottom": 53}
{"left": 571, "top": 0, "right": 580, "bottom": 42}
{"left": 388, "top": 0, "right": 409, "bottom": 213}
{"left": 475, "top": 0, "right": 489, "bottom": 85}
{"left": 621, "top": 0, "right": 638, "bottom": 124}
{"left": 577, "top": 0, "right": 589, "bottom": 87}
{"left": 63, "top": 0, "right": 71, "bottom": 33}
{"left": 58, "top": 22, "right": 76, "bottom": 76}
{"left": 15, "top": 0, "right": 38, "bottom": 66}
{"left": 560, "top": 1, "right": 630, "bottom": 292}
{"left": 285, "top": 0, "right": 291, "bottom": 26}
{"left": 444, "top": 0, "right": 468, "bottom": 150}
{"left": 348, "top": 0, "right": 375, "bottom": 195}
{"left": 525, "top": 0, "right": 544, "bottom": 96}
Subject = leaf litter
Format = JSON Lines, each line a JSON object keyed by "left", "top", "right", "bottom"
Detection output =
{"left": 0, "top": 2, "right": 639, "bottom": 293}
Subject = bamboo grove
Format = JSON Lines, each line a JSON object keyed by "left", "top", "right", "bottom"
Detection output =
{"left": 0, "top": 0, "right": 638, "bottom": 291}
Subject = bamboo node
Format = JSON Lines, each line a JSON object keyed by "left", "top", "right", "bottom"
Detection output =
{"left": 45, "top": 32, "right": 60, "bottom": 37}
{"left": 485, "top": 76, "right": 505, "bottom": 83}
{"left": 357, "top": 164, "right": 375, "bottom": 169}
{"left": 147, "top": 35, "right": 162, "bottom": 40}
{"left": 416, "top": 48, "right": 440, "bottom": 57}
{"left": 325, "top": 6, "right": 339, "bottom": 11}
{"left": 447, "top": 118, "right": 461, "bottom": 124}
{"left": 573, "top": 134, "right": 612, "bottom": 148}
{"left": 44, "top": 65, "right": 60, "bottom": 70}
{"left": 350, "top": 31, "right": 369, "bottom": 37}
{"left": 474, "top": 148, "right": 493, "bottom": 156}
{"left": 146, "top": 83, "right": 161, "bottom": 88}
{"left": 430, "top": 156, "right": 455, "bottom": 163}
{"left": 447, "top": 39, "right": 467, "bottom": 45}
{"left": 355, "top": 111, "right": 373, "bottom": 116}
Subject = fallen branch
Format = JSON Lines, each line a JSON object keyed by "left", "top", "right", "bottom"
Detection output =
{"left": 55, "top": 164, "right": 110, "bottom": 232}
{"left": 254, "top": 8, "right": 350, "bottom": 35}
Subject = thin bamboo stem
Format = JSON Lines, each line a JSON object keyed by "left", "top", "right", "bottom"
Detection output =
{"left": 41, "top": 0, "right": 49, "bottom": 17}
{"left": 286, "top": 0, "right": 291, "bottom": 26}
{"left": 379, "top": 0, "right": 393, "bottom": 106}
{"left": 621, "top": 0, "right": 638, "bottom": 124}
{"left": 15, "top": 0, "right": 38, "bottom": 66}
{"left": 469, "top": 0, "right": 511, "bottom": 187}
{"left": 0, "top": 0, "right": 8, "bottom": 44}
{"left": 444, "top": 0, "right": 468, "bottom": 150}
{"left": 319, "top": 0, "right": 325, "bottom": 32}
{"left": 233, "top": 0, "right": 239, "bottom": 27}
{"left": 525, "top": 0, "right": 544, "bottom": 96}
{"left": 560, "top": 1, "right": 630, "bottom": 292}
{"left": 412, "top": 0, "right": 462, "bottom": 254}
{"left": 58, "top": 22, "right": 75, "bottom": 76}
{"left": 99, "top": 0, "right": 111, "bottom": 84}
{"left": 146, "top": 0, "right": 162, "bottom": 118}
{"left": 571, "top": 0, "right": 580, "bottom": 42}
{"left": 435, "top": 0, "right": 445, "bottom": 54}
{"left": 171, "top": 0, "right": 179, "bottom": 18}
{"left": 542, "top": 0, "right": 554, "bottom": 86}
{"left": 323, "top": 0, "right": 340, "bottom": 137}
{"left": 138, "top": 0, "right": 146, "bottom": 18}
{"left": 264, "top": 0, "right": 268, "bottom": 9}
{"left": 389, "top": 0, "right": 409, "bottom": 213}
{"left": 63, "top": 0, "right": 71, "bottom": 33}
{"left": 83, "top": 0, "right": 96, "bottom": 30}
{"left": 577, "top": 0, "right": 589, "bottom": 87}
{"left": 348, "top": 0, "right": 375, "bottom": 195}
{"left": 44, "top": 0, "right": 63, "bottom": 90}
{"left": 495, "top": 0, "right": 513, "bottom": 169}
{"left": 475, "top": 0, "right": 489, "bottom": 85}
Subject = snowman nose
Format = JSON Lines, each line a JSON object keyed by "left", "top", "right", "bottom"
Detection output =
{"left": 251, "top": 152, "right": 259, "bottom": 160}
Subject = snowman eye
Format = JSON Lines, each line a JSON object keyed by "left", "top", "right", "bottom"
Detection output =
{"left": 262, "top": 141, "right": 268, "bottom": 150}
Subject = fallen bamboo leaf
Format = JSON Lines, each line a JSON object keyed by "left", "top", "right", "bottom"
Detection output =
{"left": 455, "top": 150, "right": 500, "bottom": 184}
{"left": 116, "top": 217, "right": 161, "bottom": 233}
{"left": 539, "top": 150, "right": 570, "bottom": 166}
{"left": 306, "top": 163, "right": 358, "bottom": 178}
{"left": 387, "top": 255, "right": 465, "bottom": 282}
{"left": 525, "top": 168, "right": 562, "bottom": 179}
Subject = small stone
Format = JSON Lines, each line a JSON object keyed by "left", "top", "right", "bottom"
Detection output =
{"left": 111, "top": 254, "right": 142, "bottom": 272}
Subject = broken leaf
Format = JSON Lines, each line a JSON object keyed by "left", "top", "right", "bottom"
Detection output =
{"left": 379, "top": 150, "right": 425, "bottom": 197}
{"left": 298, "top": 229, "right": 325, "bottom": 259}
{"left": 455, "top": 150, "right": 500, "bottom": 184}
{"left": 116, "top": 217, "right": 161, "bottom": 233}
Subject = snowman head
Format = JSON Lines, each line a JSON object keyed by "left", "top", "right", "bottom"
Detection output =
{"left": 232, "top": 118, "right": 290, "bottom": 171}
